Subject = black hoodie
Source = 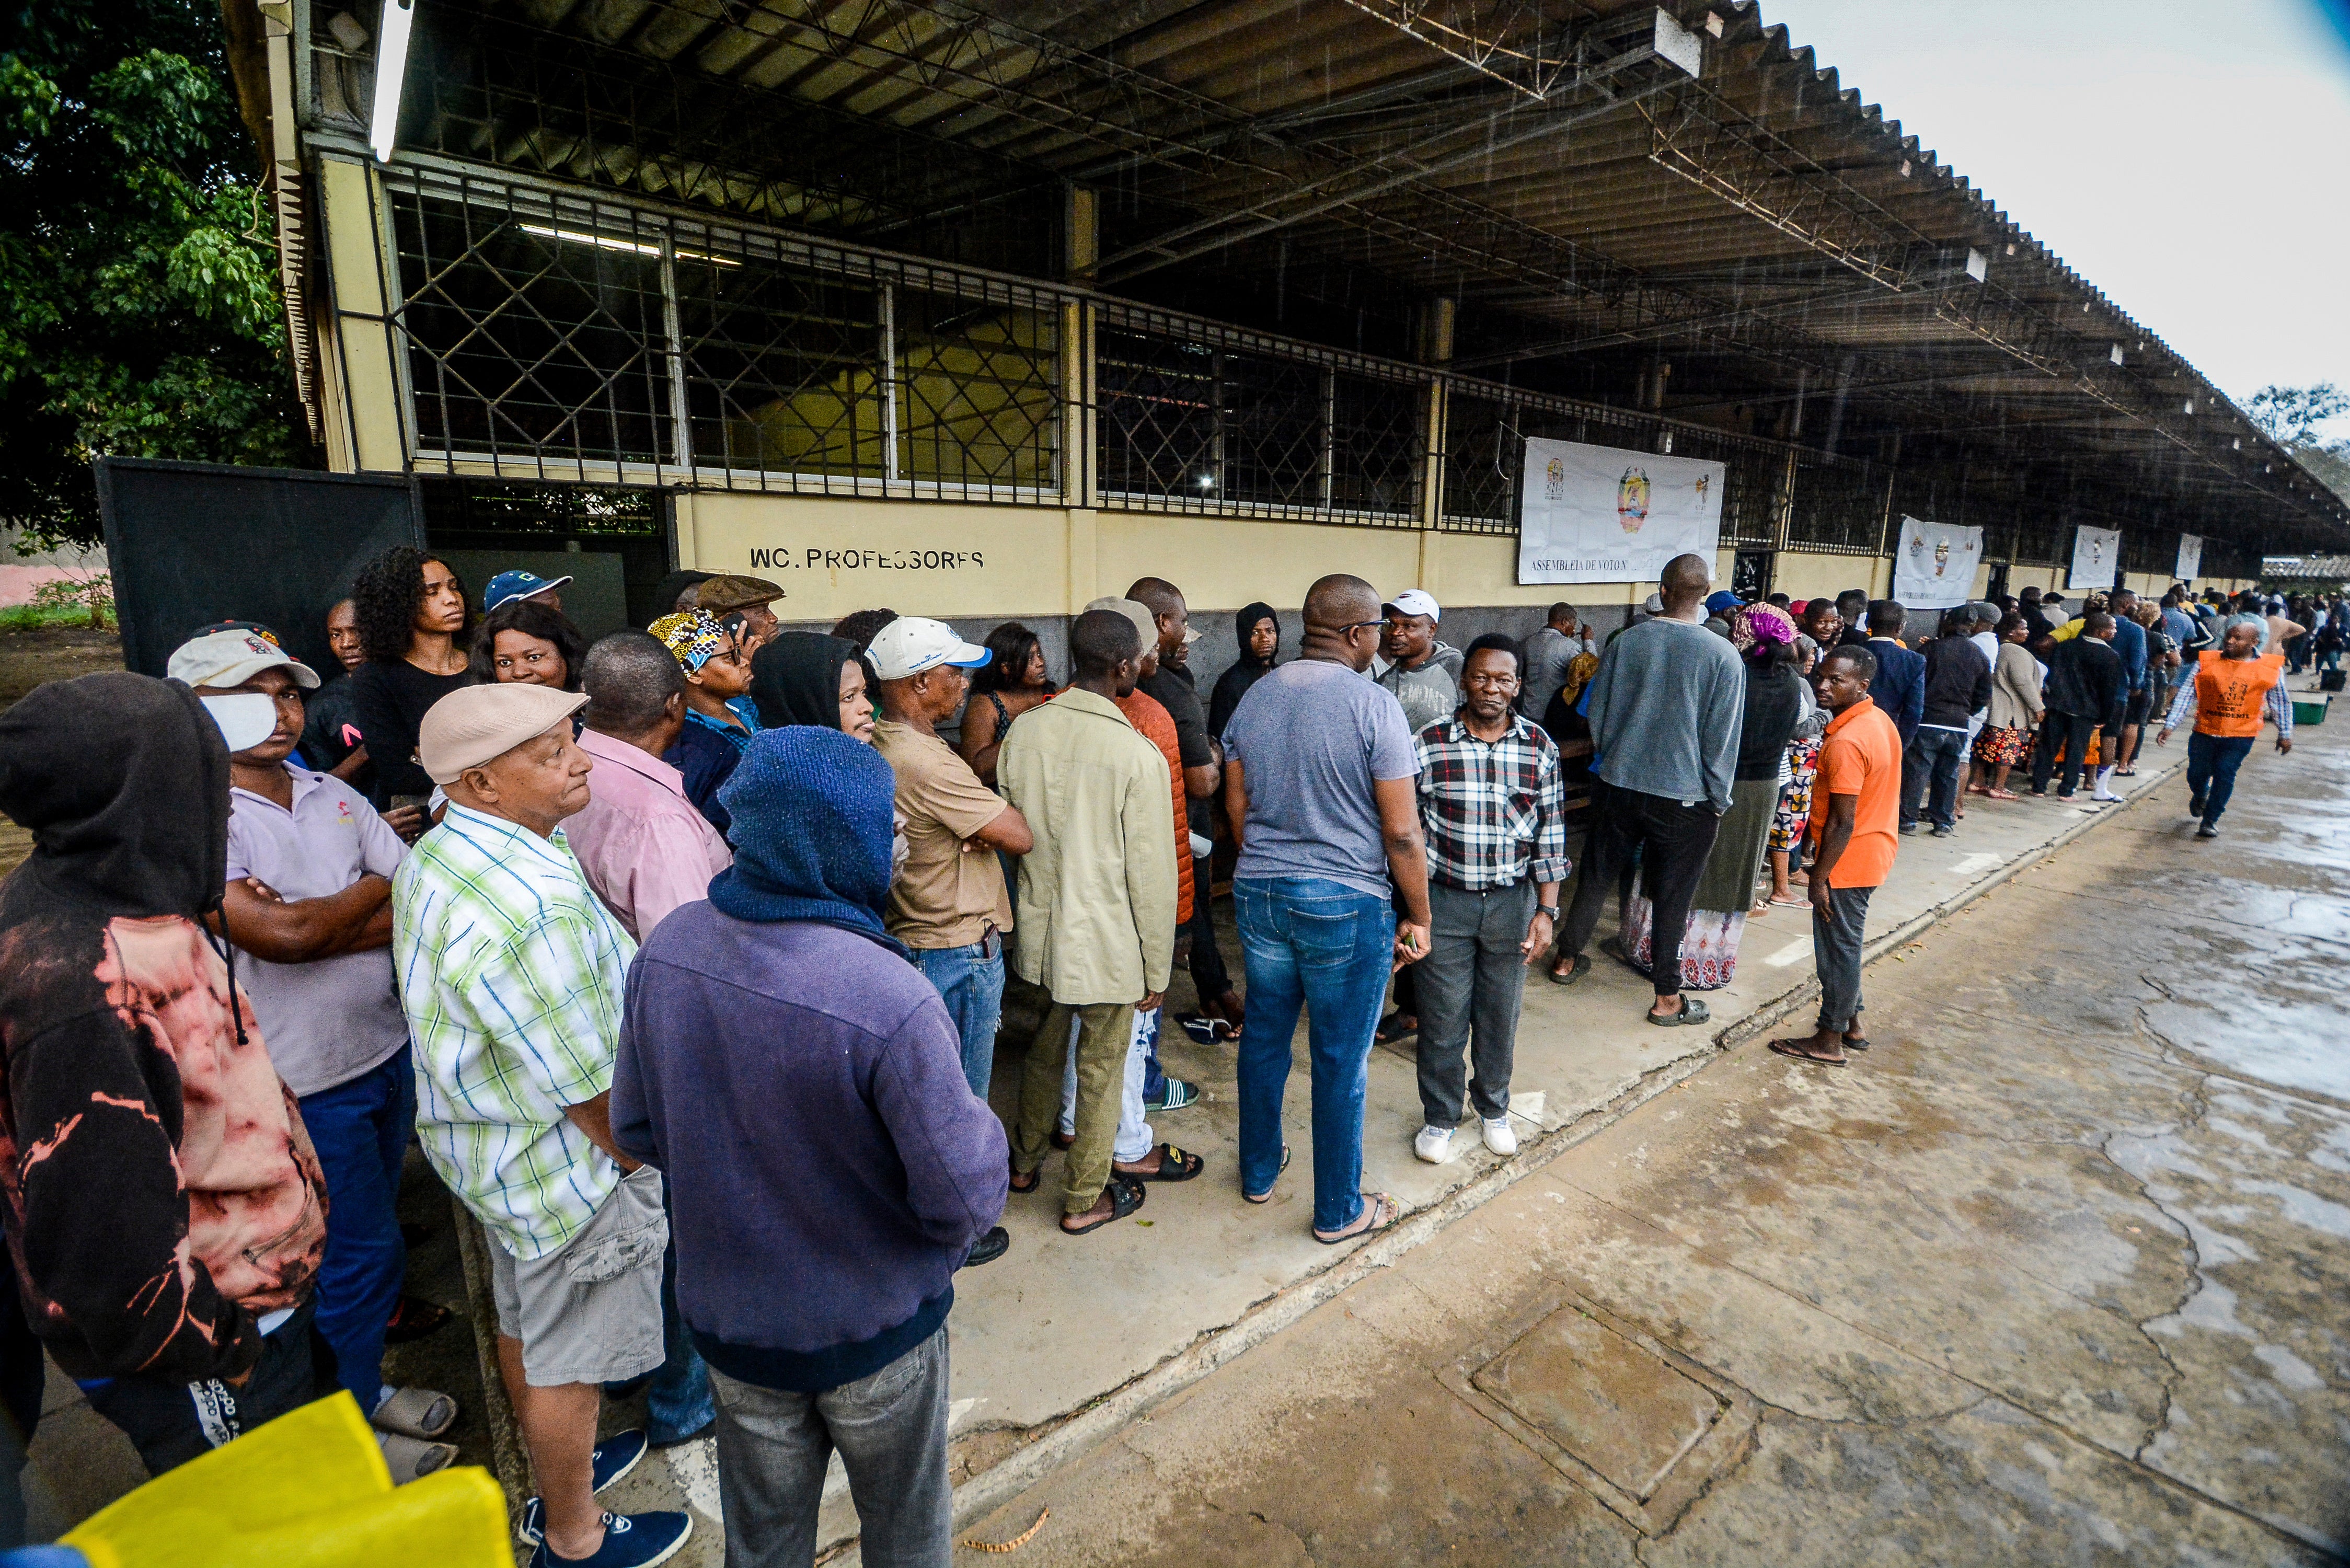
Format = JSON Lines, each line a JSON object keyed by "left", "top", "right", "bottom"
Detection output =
{"left": 0, "top": 673, "right": 326, "bottom": 1382}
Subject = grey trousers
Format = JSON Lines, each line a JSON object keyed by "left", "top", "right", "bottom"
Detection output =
{"left": 1813, "top": 883, "right": 1875, "bottom": 1033}
{"left": 707, "top": 1323, "right": 953, "bottom": 1568}
{"left": 1415, "top": 880, "right": 1536, "bottom": 1126}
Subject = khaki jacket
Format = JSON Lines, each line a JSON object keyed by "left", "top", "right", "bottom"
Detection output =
{"left": 998, "top": 688, "right": 1177, "bottom": 1006}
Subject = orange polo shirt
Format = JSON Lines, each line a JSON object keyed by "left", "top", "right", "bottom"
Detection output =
{"left": 1808, "top": 695, "right": 1903, "bottom": 889}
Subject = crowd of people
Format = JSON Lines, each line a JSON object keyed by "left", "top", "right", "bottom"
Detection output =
{"left": 0, "top": 543, "right": 2316, "bottom": 1567}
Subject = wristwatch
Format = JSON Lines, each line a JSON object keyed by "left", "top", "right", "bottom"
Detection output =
{"left": 1536, "top": 904, "right": 1560, "bottom": 919}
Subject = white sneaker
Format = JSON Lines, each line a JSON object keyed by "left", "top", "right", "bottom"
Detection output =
{"left": 1413, "top": 1124, "right": 1454, "bottom": 1163}
{"left": 1482, "top": 1116, "right": 1519, "bottom": 1157}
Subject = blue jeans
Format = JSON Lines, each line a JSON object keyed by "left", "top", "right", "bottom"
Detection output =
{"left": 1234, "top": 877, "right": 1395, "bottom": 1233}
{"left": 2186, "top": 731, "right": 2255, "bottom": 827}
{"left": 296, "top": 1046, "right": 414, "bottom": 1407}
{"left": 648, "top": 1231, "right": 714, "bottom": 1445}
{"left": 913, "top": 939, "right": 1006, "bottom": 1099}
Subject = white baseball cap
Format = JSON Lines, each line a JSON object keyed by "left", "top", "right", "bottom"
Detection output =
{"left": 1383, "top": 589, "right": 1441, "bottom": 621}
{"left": 866, "top": 616, "right": 992, "bottom": 681}
{"left": 168, "top": 628, "right": 322, "bottom": 691}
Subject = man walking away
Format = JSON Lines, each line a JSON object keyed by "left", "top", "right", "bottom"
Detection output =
{"left": 0, "top": 674, "right": 330, "bottom": 1477}
{"left": 2031, "top": 613, "right": 2126, "bottom": 802}
{"left": 869, "top": 617, "right": 1033, "bottom": 1102}
{"left": 394, "top": 684, "right": 687, "bottom": 1568}
{"left": 614, "top": 728, "right": 1007, "bottom": 1568}
{"left": 1770, "top": 645, "right": 1902, "bottom": 1068}
{"left": 1902, "top": 617, "right": 1991, "bottom": 837}
{"left": 1411, "top": 637, "right": 1568, "bottom": 1165}
{"left": 1373, "top": 589, "right": 1461, "bottom": 733}
{"left": 2156, "top": 618, "right": 2293, "bottom": 839}
{"left": 1519, "top": 603, "right": 1592, "bottom": 721}
{"left": 1000, "top": 610, "right": 1181, "bottom": 1236}
{"left": 172, "top": 628, "right": 460, "bottom": 1478}
{"left": 1222, "top": 575, "right": 1430, "bottom": 1244}
{"left": 1863, "top": 602, "right": 1926, "bottom": 745}
{"left": 1550, "top": 554, "right": 1743, "bottom": 1027}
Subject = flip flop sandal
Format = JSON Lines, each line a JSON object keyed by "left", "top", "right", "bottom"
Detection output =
{"left": 383, "top": 1294, "right": 452, "bottom": 1345}
{"left": 1768, "top": 893, "right": 1811, "bottom": 908}
{"left": 371, "top": 1386, "right": 458, "bottom": 1441}
{"left": 1314, "top": 1191, "right": 1401, "bottom": 1246}
{"left": 1051, "top": 1128, "right": 1075, "bottom": 1150}
{"left": 1647, "top": 998, "right": 1711, "bottom": 1027}
{"left": 1061, "top": 1176, "right": 1146, "bottom": 1235}
{"left": 1009, "top": 1163, "right": 1041, "bottom": 1194}
{"left": 1985, "top": 789, "right": 2020, "bottom": 801}
{"left": 376, "top": 1431, "right": 457, "bottom": 1484}
{"left": 1145, "top": 1078, "right": 1199, "bottom": 1112}
{"left": 1841, "top": 1035, "right": 1871, "bottom": 1052}
{"left": 1117, "top": 1143, "right": 1205, "bottom": 1182}
{"left": 1244, "top": 1145, "right": 1292, "bottom": 1204}
{"left": 1768, "top": 1037, "right": 1849, "bottom": 1067}
{"left": 1546, "top": 953, "right": 1591, "bottom": 987}
{"left": 1179, "top": 1014, "right": 1238, "bottom": 1044}
{"left": 1373, "top": 1014, "right": 1418, "bottom": 1046}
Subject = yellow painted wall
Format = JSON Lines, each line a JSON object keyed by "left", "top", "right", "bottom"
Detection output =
{"left": 674, "top": 490, "right": 1762, "bottom": 617}
{"left": 1771, "top": 551, "right": 1886, "bottom": 603}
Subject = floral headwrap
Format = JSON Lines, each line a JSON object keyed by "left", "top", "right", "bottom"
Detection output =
{"left": 1726, "top": 602, "right": 1796, "bottom": 655}
{"left": 652, "top": 609, "right": 730, "bottom": 673}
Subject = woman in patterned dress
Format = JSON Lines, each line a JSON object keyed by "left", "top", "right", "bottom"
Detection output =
{"left": 1764, "top": 633, "right": 1826, "bottom": 908}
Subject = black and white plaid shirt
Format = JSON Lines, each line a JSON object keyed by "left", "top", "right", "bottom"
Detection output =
{"left": 1413, "top": 713, "right": 1571, "bottom": 892}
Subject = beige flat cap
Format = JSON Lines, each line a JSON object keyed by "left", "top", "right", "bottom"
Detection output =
{"left": 419, "top": 684, "right": 588, "bottom": 785}
{"left": 1083, "top": 596, "right": 1157, "bottom": 658}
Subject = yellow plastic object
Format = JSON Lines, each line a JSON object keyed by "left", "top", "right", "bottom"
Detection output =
{"left": 61, "top": 1393, "right": 509, "bottom": 1568}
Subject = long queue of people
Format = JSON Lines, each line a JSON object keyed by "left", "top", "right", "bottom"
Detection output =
{"left": 0, "top": 547, "right": 2307, "bottom": 1567}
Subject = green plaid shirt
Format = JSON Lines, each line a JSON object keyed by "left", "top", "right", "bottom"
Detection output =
{"left": 392, "top": 804, "right": 638, "bottom": 1260}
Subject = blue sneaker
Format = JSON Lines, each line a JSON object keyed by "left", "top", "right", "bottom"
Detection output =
{"left": 519, "top": 1430, "right": 650, "bottom": 1544}
{"left": 529, "top": 1511, "right": 691, "bottom": 1567}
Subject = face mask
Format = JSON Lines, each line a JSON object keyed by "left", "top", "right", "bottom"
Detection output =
{"left": 200, "top": 693, "right": 278, "bottom": 752}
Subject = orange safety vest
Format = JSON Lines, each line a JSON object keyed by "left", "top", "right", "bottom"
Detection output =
{"left": 2190, "top": 650, "right": 2284, "bottom": 739}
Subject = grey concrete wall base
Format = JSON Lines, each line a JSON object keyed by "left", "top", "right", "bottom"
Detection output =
{"left": 839, "top": 750, "right": 2191, "bottom": 1563}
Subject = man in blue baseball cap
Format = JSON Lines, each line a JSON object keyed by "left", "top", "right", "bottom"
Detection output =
{"left": 483, "top": 570, "right": 573, "bottom": 615}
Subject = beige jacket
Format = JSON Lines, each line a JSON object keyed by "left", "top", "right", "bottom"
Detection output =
{"left": 1987, "top": 641, "right": 2044, "bottom": 731}
{"left": 998, "top": 687, "right": 1178, "bottom": 1006}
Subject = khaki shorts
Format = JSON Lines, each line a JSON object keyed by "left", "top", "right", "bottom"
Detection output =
{"left": 489, "top": 1165, "right": 667, "bottom": 1388}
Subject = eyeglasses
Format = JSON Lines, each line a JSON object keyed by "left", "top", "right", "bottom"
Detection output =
{"left": 1337, "top": 619, "right": 1386, "bottom": 636}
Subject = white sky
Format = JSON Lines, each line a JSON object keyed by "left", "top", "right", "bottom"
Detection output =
{"left": 1756, "top": 0, "right": 2350, "bottom": 437}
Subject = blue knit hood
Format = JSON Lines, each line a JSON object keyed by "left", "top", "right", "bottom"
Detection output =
{"left": 709, "top": 727, "right": 908, "bottom": 958}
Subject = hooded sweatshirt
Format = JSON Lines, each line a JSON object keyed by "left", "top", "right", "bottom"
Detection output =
{"left": 1208, "top": 602, "right": 1280, "bottom": 742}
{"left": 0, "top": 674, "right": 327, "bottom": 1382}
{"left": 613, "top": 728, "right": 1007, "bottom": 1392}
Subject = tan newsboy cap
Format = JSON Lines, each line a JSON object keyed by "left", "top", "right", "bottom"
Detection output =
{"left": 418, "top": 684, "right": 588, "bottom": 785}
{"left": 1082, "top": 596, "right": 1157, "bottom": 657}
{"left": 695, "top": 574, "right": 785, "bottom": 613}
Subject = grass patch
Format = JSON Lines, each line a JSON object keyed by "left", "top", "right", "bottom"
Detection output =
{"left": 0, "top": 604, "right": 103, "bottom": 631}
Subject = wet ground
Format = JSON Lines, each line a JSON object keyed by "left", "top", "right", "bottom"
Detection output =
{"left": 954, "top": 707, "right": 2350, "bottom": 1564}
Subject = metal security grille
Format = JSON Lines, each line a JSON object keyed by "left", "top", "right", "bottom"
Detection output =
{"left": 1093, "top": 312, "right": 1423, "bottom": 522}
{"left": 381, "top": 166, "right": 1062, "bottom": 499}
{"left": 1788, "top": 456, "right": 1890, "bottom": 554}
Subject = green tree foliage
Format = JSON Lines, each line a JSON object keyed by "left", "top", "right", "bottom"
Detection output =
{"left": 1, "top": 3, "right": 310, "bottom": 550}
{"left": 2248, "top": 384, "right": 2350, "bottom": 504}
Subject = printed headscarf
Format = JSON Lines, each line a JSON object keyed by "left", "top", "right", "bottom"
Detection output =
{"left": 652, "top": 610, "right": 730, "bottom": 673}
{"left": 1726, "top": 602, "right": 1796, "bottom": 656}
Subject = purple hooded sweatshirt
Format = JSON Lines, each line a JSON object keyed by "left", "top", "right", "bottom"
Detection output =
{"left": 612, "top": 727, "right": 1007, "bottom": 1391}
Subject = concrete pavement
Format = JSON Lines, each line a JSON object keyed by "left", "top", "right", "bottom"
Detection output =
{"left": 948, "top": 704, "right": 2349, "bottom": 1564}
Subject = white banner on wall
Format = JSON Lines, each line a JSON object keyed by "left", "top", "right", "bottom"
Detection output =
{"left": 2175, "top": 533, "right": 2203, "bottom": 581}
{"left": 1888, "top": 516, "right": 1983, "bottom": 610}
{"left": 2068, "top": 524, "right": 2122, "bottom": 591}
{"left": 1516, "top": 436, "right": 1724, "bottom": 585}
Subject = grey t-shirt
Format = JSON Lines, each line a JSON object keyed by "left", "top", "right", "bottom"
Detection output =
{"left": 1222, "top": 659, "right": 1420, "bottom": 898}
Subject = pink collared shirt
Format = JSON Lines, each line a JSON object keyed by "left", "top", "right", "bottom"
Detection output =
{"left": 567, "top": 726, "right": 734, "bottom": 942}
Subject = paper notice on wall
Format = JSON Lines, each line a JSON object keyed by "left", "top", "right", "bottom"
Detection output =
{"left": 2175, "top": 533, "right": 2203, "bottom": 581}
{"left": 2068, "top": 525, "right": 2122, "bottom": 591}
{"left": 1888, "top": 516, "right": 1982, "bottom": 610}
{"left": 1517, "top": 436, "right": 1724, "bottom": 585}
